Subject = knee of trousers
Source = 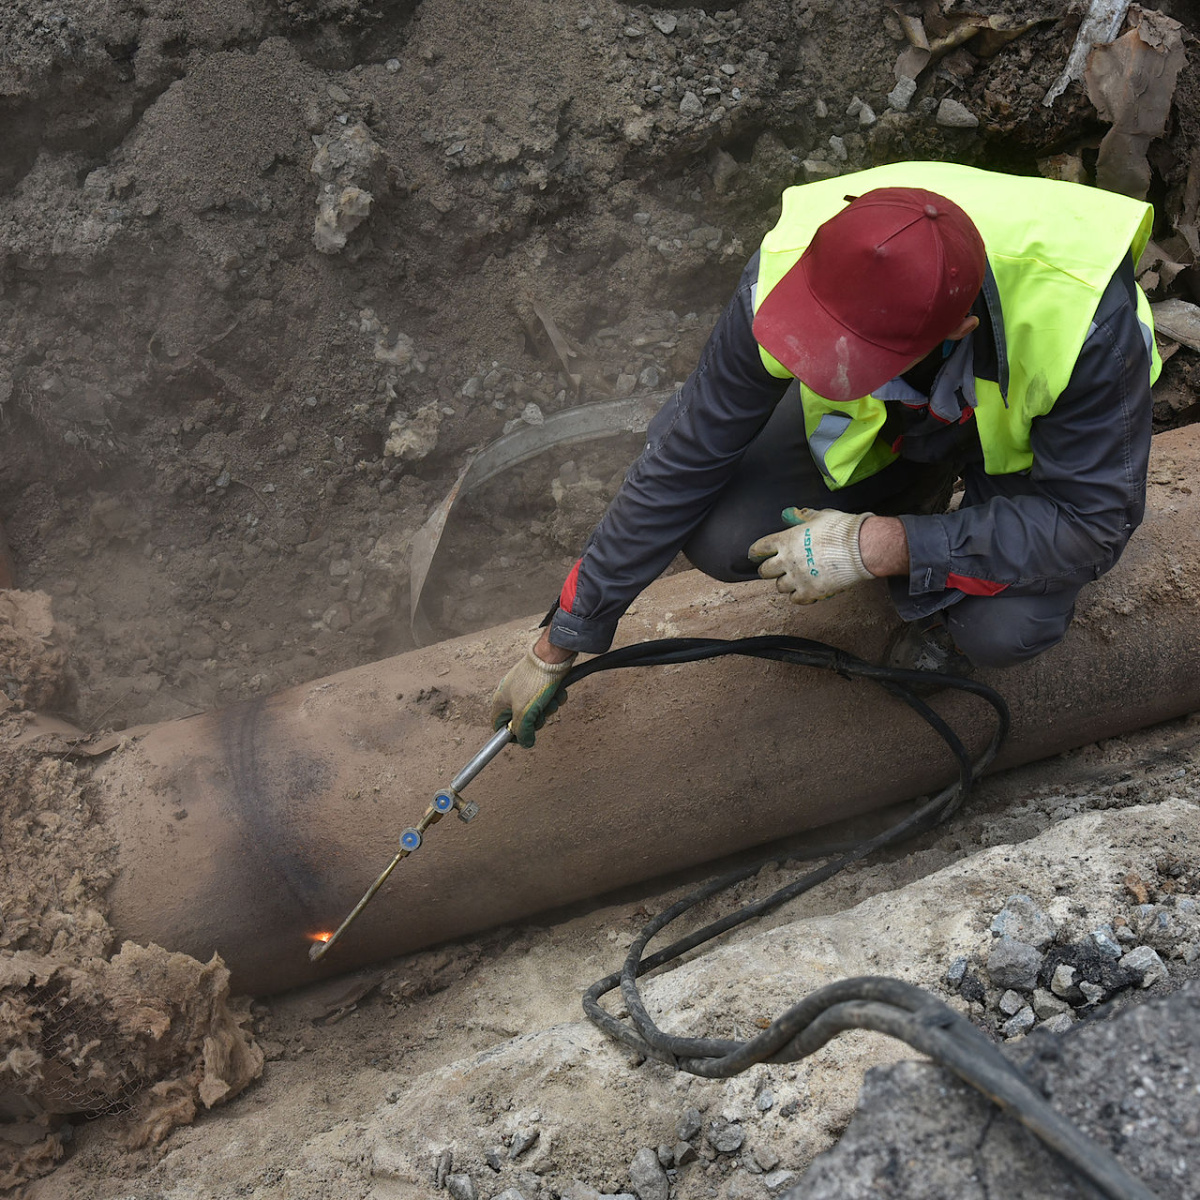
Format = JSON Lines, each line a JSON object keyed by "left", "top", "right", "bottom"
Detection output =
{"left": 945, "top": 595, "right": 1076, "bottom": 670}
{"left": 681, "top": 521, "right": 761, "bottom": 584}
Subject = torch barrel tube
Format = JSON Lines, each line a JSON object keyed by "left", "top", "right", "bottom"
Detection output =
{"left": 450, "top": 727, "right": 514, "bottom": 793}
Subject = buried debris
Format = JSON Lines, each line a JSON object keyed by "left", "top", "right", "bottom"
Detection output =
{"left": 0, "top": 946, "right": 262, "bottom": 1188}
{"left": 1086, "top": 8, "right": 1187, "bottom": 198}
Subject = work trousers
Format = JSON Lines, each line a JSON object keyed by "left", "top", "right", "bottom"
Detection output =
{"left": 681, "top": 387, "right": 1082, "bottom": 669}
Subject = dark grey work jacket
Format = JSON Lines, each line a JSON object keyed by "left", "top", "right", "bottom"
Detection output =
{"left": 546, "top": 254, "right": 1154, "bottom": 656}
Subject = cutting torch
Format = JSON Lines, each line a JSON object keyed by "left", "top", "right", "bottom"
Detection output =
{"left": 308, "top": 726, "right": 514, "bottom": 962}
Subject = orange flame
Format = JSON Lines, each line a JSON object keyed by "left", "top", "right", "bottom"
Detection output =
{"left": 309, "top": 931, "right": 333, "bottom": 944}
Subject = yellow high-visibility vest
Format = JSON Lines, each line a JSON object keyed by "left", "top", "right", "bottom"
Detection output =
{"left": 754, "top": 163, "right": 1160, "bottom": 488}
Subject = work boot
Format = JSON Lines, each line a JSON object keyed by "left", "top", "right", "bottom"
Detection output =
{"left": 884, "top": 615, "right": 974, "bottom": 692}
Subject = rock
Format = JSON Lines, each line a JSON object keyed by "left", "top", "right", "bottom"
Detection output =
{"left": 1089, "top": 925, "right": 1122, "bottom": 960}
{"left": 1032, "top": 987, "right": 1070, "bottom": 1019}
{"left": 485, "top": 1148, "right": 504, "bottom": 1171}
{"left": 756, "top": 1089, "right": 775, "bottom": 1112}
{"left": 508, "top": 1129, "right": 539, "bottom": 1160}
{"left": 936, "top": 98, "right": 979, "bottom": 128}
{"left": 946, "top": 956, "right": 968, "bottom": 987}
{"left": 753, "top": 1146, "right": 781, "bottom": 1172}
{"left": 680, "top": 92, "right": 704, "bottom": 116}
{"left": 1079, "top": 980, "right": 1106, "bottom": 1005}
{"left": 1000, "top": 1006, "right": 1035, "bottom": 1039}
{"left": 493, "top": 1191, "right": 529, "bottom": 1200}
{"left": 651, "top": 12, "right": 677, "bottom": 34}
{"left": 674, "top": 1141, "right": 698, "bottom": 1166}
{"left": 990, "top": 895, "right": 1057, "bottom": 951}
{"left": 711, "top": 148, "right": 740, "bottom": 193}
{"left": 677, "top": 1107, "right": 702, "bottom": 1142}
{"left": 1050, "top": 963, "right": 1078, "bottom": 999}
{"left": 844, "top": 98, "right": 876, "bottom": 125}
{"left": 827, "top": 135, "right": 847, "bottom": 161}
{"left": 986, "top": 937, "right": 1042, "bottom": 991}
{"left": 656, "top": 1144, "right": 672, "bottom": 1167}
{"left": 887, "top": 77, "right": 917, "bottom": 111}
{"left": 1040, "top": 1011, "right": 1076, "bottom": 1035}
{"left": 629, "top": 1146, "right": 669, "bottom": 1200}
{"left": 802, "top": 159, "right": 840, "bottom": 181}
{"left": 1120, "top": 945, "right": 1169, "bottom": 988}
{"left": 446, "top": 1174, "right": 477, "bottom": 1200}
{"left": 764, "top": 1169, "right": 797, "bottom": 1193}
{"left": 521, "top": 402, "right": 545, "bottom": 426}
{"left": 705, "top": 1119, "right": 745, "bottom": 1154}
{"left": 998, "top": 989, "right": 1025, "bottom": 1016}
{"left": 563, "top": 1185, "right": 599, "bottom": 1200}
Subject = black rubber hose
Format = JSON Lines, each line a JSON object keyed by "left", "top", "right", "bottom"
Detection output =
{"left": 572, "top": 635, "right": 1157, "bottom": 1200}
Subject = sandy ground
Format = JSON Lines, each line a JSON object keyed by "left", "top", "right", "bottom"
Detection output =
{"left": 3, "top": 0, "right": 1200, "bottom": 1195}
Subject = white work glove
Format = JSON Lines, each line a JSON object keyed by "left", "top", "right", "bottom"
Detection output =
{"left": 491, "top": 643, "right": 577, "bottom": 748}
{"left": 748, "top": 507, "right": 875, "bottom": 605}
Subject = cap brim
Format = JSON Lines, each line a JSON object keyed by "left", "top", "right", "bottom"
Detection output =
{"left": 752, "top": 257, "right": 920, "bottom": 402}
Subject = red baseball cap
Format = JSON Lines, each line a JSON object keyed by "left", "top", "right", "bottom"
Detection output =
{"left": 753, "top": 187, "right": 986, "bottom": 401}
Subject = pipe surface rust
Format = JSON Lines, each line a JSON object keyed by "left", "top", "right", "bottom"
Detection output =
{"left": 96, "top": 427, "right": 1200, "bottom": 995}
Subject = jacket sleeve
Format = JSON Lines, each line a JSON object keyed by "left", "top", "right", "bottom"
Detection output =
{"left": 897, "top": 265, "right": 1154, "bottom": 615}
{"left": 547, "top": 256, "right": 791, "bottom": 654}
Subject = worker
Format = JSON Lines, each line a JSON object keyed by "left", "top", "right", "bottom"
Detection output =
{"left": 491, "top": 161, "right": 1160, "bottom": 746}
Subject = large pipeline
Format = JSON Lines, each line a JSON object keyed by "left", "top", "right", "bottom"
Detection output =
{"left": 96, "top": 426, "right": 1200, "bottom": 995}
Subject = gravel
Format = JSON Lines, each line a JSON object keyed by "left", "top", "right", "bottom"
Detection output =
{"left": 628, "top": 1146, "right": 669, "bottom": 1200}
{"left": 1000, "top": 1005, "right": 1035, "bottom": 1039}
{"left": 705, "top": 1118, "right": 745, "bottom": 1154}
{"left": 935, "top": 98, "right": 979, "bottom": 128}
{"left": 986, "top": 937, "right": 1042, "bottom": 990}
{"left": 676, "top": 1108, "right": 702, "bottom": 1142}
{"left": 1120, "top": 944, "right": 1169, "bottom": 987}
{"left": 446, "top": 1173, "right": 478, "bottom": 1200}
{"left": 786, "top": 982, "right": 1200, "bottom": 1199}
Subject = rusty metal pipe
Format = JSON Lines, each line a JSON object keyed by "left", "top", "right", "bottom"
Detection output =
{"left": 96, "top": 426, "right": 1200, "bottom": 995}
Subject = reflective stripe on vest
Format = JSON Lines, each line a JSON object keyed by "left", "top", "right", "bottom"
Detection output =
{"left": 752, "top": 164, "right": 1159, "bottom": 489}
